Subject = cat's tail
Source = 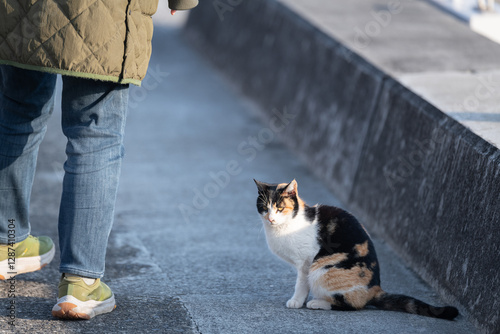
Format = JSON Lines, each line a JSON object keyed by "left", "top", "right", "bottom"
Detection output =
{"left": 368, "top": 291, "right": 459, "bottom": 320}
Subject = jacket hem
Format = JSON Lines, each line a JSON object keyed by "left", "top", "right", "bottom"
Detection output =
{"left": 0, "top": 60, "right": 142, "bottom": 86}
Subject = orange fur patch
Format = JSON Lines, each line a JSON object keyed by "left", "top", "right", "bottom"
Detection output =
{"left": 319, "top": 263, "right": 374, "bottom": 293}
{"left": 310, "top": 253, "right": 348, "bottom": 272}
{"left": 354, "top": 241, "right": 369, "bottom": 257}
{"left": 272, "top": 196, "right": 296, "bottom": 215}
{"left": 344, "top": 285, "right": 383, "bottom": 309}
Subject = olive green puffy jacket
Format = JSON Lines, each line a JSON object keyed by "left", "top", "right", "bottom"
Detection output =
{"left": 0, "top": 0, "right": 198, "bottom": 86}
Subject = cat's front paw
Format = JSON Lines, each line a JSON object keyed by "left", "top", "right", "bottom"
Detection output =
{"left": 286, "top": 298, "right": 304, "bottom": 309}
{"left": 306, "top": 299, "right": 331, "bottom": 310}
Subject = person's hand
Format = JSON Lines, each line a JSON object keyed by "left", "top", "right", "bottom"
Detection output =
{"left": 171, "top": 9, "right": 177, "bottom": 15}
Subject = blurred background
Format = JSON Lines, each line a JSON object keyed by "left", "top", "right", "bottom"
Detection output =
{"left": 430, "top": 0, "right": 500, "bottom": 43}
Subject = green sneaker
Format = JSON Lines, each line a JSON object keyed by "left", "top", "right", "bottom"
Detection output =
{"left": 52, "top": 274, "right": 116, "bottom": 320}
{"left": 0, "top": 235, "right": 55, "bottom": 280}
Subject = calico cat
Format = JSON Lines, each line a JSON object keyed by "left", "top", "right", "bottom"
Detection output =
{"left": 254, "top": 179, "right": 459, "bottom": 320}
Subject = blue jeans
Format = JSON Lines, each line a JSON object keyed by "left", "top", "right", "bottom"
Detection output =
{"left": 0, "top": 65, "right": 129, "bottom": 278}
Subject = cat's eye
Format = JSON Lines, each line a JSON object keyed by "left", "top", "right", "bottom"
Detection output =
{"left": 277, "top": 207, "right": 284, "bottom": 212}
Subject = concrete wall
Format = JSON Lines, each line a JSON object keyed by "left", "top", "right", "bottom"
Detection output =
{"left": 184, "top": 1, "right": 500, "bottom": 332}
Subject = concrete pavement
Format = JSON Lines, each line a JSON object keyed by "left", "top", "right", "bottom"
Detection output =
{"left": 1, "top": 10, "right": 478, "bottom": 334}
{"left": 184, "top": 1, "right": 500, "bottom": 332}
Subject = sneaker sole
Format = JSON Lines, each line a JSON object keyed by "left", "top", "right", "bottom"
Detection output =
{"left": 52, "top": 294, "right": 116, "bottom": 320}
{"left": 0, "top": 244, "right": 55, "bottom": 280}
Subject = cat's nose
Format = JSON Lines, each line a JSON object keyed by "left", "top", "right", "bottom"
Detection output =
{"left": 268, "top": 217, "right": 275, "bottom": 224}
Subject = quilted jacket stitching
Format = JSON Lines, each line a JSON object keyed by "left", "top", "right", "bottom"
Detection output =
{"left": 24, "top": 0, "right": 121, "bottom": 75}
{"left": 59, "top": 11, "right": 119, "bottom": 75}
{"left": 27, "top": 40, "right": 59, "bottom": 71}
{"left": 2, "top": 34, "right": 16, "bottom": 56}
{"left": 24, "top": 12, "right": 72, "bottom": 67}
{"left": 77, "top": 22, "right": 127, "bottom": 75}
{"left": 48, "top": 0, "right": 112, "bottom": 73}
{"left": 52, "top": 0, "right": 100, "bottom": 22}
{"left": 1, "top": 2, "right": 29, "bottom": 56}
{"left": 0, "top": 0, "right": 185, "bottom": 84}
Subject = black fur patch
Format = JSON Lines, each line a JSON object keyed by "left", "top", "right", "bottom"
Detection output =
{"left": 313, "top": 205, "right": 380, "bottom": 287}
{"left": 331, "top": 294, "right": 356, "bottom": 311}
{"left": 256, "top": 194, "right": 268, "bottom": 215}
{"left": 305, "top": 206, "right": 317, "bottom": 222}
{"left": 368, "top": 293, "right": 459, "bottom": 320}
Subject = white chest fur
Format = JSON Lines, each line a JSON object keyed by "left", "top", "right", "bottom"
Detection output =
{"left": 263, "top": 213, "right": 320, "bottom": 269}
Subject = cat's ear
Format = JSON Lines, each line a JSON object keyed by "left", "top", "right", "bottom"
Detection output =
{"left": 283, "top": 179, "right": 298, "bottom": 197}
{"left": 254, "top": 179, "right": 268, "bottom": 193}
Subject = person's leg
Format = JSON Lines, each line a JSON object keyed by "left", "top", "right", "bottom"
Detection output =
{"left": 52, "top": 76, "right": 128, "bottom": 320}
{"left": 0, "top": 65, "right": 57, "bottom": 242}
{"left": 58, "top": 76, "right": 129, "bottom": 279}
{"left": 0, "top": 66, "right": 56, "bottom": 279}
